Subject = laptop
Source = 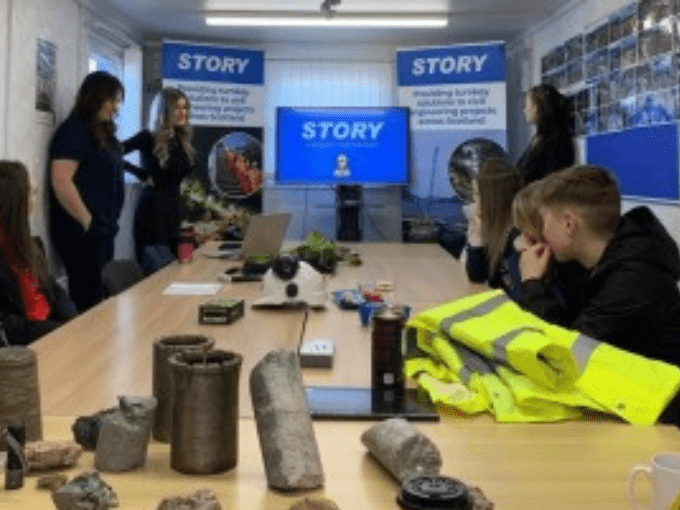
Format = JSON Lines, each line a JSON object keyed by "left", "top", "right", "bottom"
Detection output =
{"left": 205, "top": 212, "right": 292, "bottom": 260}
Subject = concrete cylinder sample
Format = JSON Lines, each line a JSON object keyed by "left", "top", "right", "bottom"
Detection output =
{"left": 361, "top": 417, "right": 442, "bottom": 482}
{"left": 250, "top": 350, "right": 324, "bottom": 491}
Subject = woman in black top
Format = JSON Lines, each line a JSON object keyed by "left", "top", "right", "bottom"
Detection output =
{"left": 123, "top": 88, "right": 196, "bottom": 265}
{"left": 517, "top": 84, "right": 575, "bottom": 185}
{"left": 49, "top": 71, "right": 125, "bottom": 312}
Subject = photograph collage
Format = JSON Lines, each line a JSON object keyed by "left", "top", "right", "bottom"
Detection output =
{"left": 541, "top": 0, "right": 680, "bottom": 135}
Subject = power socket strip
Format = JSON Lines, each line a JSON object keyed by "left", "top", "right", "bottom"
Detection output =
{"left": 299, "top": 338, "right": 334, "bottom": 368}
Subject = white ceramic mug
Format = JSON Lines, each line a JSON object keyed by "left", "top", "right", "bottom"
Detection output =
{"left": 627, "top": 453, "right": 680, "bottom": 510}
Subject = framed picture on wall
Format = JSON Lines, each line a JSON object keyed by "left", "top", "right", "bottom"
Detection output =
{"left": 35, "top": 38, "right": 56, "bottom": 116}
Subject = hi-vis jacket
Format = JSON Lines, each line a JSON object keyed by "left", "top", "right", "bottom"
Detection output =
{"left": 405, "top": 289, "right": 680, "bottom": 424}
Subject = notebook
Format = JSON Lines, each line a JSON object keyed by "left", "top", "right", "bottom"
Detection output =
{"left": 205, "top": 212, "right": 292, "bottom": 260}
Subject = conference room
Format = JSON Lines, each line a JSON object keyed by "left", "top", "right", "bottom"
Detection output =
{"left": 2, "top": 0, "right": 680, "bottom": 508}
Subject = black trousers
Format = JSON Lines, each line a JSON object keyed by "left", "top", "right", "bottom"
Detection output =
{"left": 52, "top": 231, "right": 115, "bottom": 313}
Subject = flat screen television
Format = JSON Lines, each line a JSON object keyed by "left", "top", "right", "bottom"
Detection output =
{"left": 276, "top": 107, "right": 410, "bottom": 185}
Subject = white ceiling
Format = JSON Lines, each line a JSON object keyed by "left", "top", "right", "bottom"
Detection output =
{"left": 97, "top": 0, "right": 565, "bottom": 46}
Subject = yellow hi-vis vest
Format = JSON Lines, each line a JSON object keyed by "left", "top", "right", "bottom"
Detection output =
{"left": 405, "top": 289, "right": 680, "bottom": 424}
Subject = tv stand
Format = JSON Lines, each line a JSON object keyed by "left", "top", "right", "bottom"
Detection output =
{"left": 336, "top": 185, "right": 363, "bottom": 241}
{"left": 263, "top": 182, "right": 402, "bottom": 242}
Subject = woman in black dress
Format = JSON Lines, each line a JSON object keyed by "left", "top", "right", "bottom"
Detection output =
{"left": 124, "top": 88, "right": 196, "bottom": 267}
{"left": 517, "top": 84, "right": 575, "bottom": 185}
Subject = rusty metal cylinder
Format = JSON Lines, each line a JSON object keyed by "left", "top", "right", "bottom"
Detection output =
{"left": 170, "top": 349, "right": 242, "bottom": 474}
{"left": 152, "top": 335, "right": 214, "bottom": 442}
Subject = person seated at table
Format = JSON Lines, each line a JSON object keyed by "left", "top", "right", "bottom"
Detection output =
{"left": 0, "top": 161, "right": 77, "bottom": 345}
{"left": 513, "top": 164, "right": 680, "bottom": 366}
{"left": 464, "top": 158, "right": 523, "bottom": 294}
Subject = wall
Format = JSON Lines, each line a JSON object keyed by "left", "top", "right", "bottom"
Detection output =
{"left": 517, "top": 0, "right": 680, "bottom": 245}
{"left": 3, "top": 0, "right": 83, "bottom": 252}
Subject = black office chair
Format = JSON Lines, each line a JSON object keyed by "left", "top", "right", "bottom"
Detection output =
{"left": 101, "top": 259, "right": 145, "bottom": 297}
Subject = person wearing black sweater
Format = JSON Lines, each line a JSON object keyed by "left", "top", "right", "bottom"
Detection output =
{"left": 517, "top": 84, "right": 575, "bottom": 185}
{"left": 0, "top": 161, "right": 76, "bottom": 345}
{"left": 123, "top": 88, "right": 196, "bottom": 265}
{"left": 514, "top": 165, "right": 680, "bottom": 367}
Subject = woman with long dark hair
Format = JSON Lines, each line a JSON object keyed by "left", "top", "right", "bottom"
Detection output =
{"left": 0, "top": 161, "right": 76, "bottom": 344}
{"left": 464, "top": 158, "right": 523, "bottom": 293}
{"left": 123, "top": 87, "right": 196, "bottom": 266}
{"left": 517, "top": 83, "right": 575, "bottom": 185}
{"left": 49, "top": 70, "right": 125, "bottom": 312}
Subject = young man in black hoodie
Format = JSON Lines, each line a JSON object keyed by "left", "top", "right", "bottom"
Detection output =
{"left": 514, "top": 165, "right": 680, "bottom": 367}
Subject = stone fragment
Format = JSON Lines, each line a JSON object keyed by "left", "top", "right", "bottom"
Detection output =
{"left": 250, "top": 350, "right": 324, "bottom": 491}
{"left": 468, "top": 485, "right": 495, "bottom": 510}
{"left": 26, "top": 440, "right": 83, "bottom": 472}
{"left": 94, "top": 396, "right": 157, "bottom": 472}
{"left": 288, "top": 496, "right": 341, "bottom": 510}
{"left": 156, "top": 488, "right": 222, "bottom": 510}
{"left": 72, "top": 408, "right": 117, "bottom": 451}
{"left": 51, "top": 470, "right": 118, "bottom": 510}
{"left": 360, "top": 418, "right": 442, "bottom": 482}
{"left": 36, "top": 473, "right": 68, "bottom": 491}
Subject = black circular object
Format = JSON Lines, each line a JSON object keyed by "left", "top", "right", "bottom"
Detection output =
{"left": 285, "top": 282, "right": 299, "bottom": 298}
{"left": 272, "top": 254, "right": 300, "bottom": 281}
{"left": 448, "top": 137, "right": 507, "bottom": 203}
{"left": 397, "top": 476, "right": 472, "bottom": 510}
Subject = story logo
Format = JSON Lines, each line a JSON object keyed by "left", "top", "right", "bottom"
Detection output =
{"left": 177, "top": 53, "right": 250, "bottom": 74}
{"left": 412, "top": 54, "right": 489, "bottom": 76}
{"left": 301, "top": 121, "right": 385, "bottom": 141}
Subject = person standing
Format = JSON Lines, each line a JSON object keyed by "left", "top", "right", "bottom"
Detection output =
{"left": 49, "top": 71, "right": 125, "bottom": 312}
{"left": 0, "top": 161, "right": 77, "bottom": 344}
{"left": 123, "top": 87, "right": 196, "bottom": 265}
{"left": 517, "top": 84, "right": 575, "bottom": 185}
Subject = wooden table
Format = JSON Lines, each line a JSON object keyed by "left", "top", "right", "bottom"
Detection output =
{"left": 3, "top": 243, "right": 677, "bottom": 509}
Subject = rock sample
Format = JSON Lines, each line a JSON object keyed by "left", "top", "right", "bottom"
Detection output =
{"left": 51, "top": 471, "right": 118, "bottom": 510}
{"left": 468, "top": 485, "right": 495, "bottom": 510}
{"left": 72, "top": 408, "right": 117, "bottom": 451}
{"left": 361, "top": 418, "right": 442, "bottom": 482}
{"left": 36, "top": 473, "right": 68, "bottom": 491}
{"left": 0, "top": 346, "right": 42, "bottom": 442}
{"left": 250, "top": 350, "right": 324, "bottom": 491}
{"left": 26, "top": 440, "right": 83, "bottom": 472}
{"left": 156, "top": 488, "right": 222, "bottom": 510}
{"left": 94, "top": 396, "right": 157, "bottom": 472}
{"left": 288, "top": 497, "right": 341, "bottom": 510}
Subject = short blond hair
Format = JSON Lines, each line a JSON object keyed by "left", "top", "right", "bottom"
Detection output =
{"left": 533, "top": 165, "right": 621, "bottom": 237}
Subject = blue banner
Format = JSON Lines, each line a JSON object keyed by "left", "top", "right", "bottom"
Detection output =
{"left": 163, "top": 41, "right": 264, "bottom": 85}
{"left": 397, "top": 43, "right": 506, "bottom": 86}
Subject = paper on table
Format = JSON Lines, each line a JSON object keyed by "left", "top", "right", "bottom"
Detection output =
{"left": 162, "top": 283, "right": 222, "bottom": 296}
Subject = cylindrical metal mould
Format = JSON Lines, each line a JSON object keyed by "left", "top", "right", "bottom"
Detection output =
{"left": 170, "top": 349, "right": 242, "bottom": 474}
{"left": 152, "top": 335, "right": 214, "bottom": 442}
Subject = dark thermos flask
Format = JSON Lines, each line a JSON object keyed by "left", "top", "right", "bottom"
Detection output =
{"left": 371, "top": 307, "right": 406, "bottom": 390}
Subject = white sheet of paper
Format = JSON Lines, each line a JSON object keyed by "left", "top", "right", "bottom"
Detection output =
{"left": 162, "top": 283, "right": 222, "bottom": 296}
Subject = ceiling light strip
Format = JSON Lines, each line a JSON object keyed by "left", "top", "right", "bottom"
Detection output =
{"left": 205, "top": 16, "right": 448, "bottom": 28}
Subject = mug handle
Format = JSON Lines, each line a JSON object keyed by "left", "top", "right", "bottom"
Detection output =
{"left": 627, "top": 464, "right": 653, "bottom": 510}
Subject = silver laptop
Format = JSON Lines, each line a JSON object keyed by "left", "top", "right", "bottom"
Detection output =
{"left": 207, "top": 213, "right": 292, "bottom": 260}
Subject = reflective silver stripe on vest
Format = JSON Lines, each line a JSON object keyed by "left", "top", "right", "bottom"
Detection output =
{"left": 440, "top": 293, "right": 511, "bottom": 332}
{"left": 457, "top": 343, "right": 493, "bottom": 383}
{"left": 491, "top": 327, "right": 545, "bottom": 364}
{"left": 571, "top": 333, "right": 600, "bottom": 372}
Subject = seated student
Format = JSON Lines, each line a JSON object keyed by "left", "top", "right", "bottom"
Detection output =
{"left": 464, "top": 158, "right": 523, "bottom": 294}
{"left": 0, "top": 161, "right": 77, "bottom": 345}
{"left": 513, "top": 164, "right": 680, "bottom": 366}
